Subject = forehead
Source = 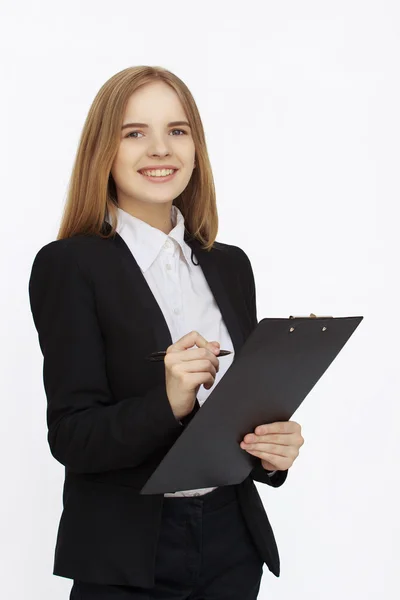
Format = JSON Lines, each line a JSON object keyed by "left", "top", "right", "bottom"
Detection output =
{"left": 123, "top": 82, "right": 185, "bottom": 121}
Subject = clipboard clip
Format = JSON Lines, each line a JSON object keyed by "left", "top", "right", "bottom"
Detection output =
{"left": 289, "top": 313, "right": 333, "bottom": 319}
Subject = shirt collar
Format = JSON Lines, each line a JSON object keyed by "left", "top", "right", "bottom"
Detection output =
{"left": 106, "top": 204, "right": 193, "bottom": 272}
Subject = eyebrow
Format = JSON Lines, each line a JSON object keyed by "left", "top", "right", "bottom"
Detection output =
{"left": 121, "top": 120, "right": 191, "bottom": 131}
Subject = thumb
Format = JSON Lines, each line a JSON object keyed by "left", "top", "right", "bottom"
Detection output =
{"left": 208, "top": 341, "right": 220, "bottom": 354}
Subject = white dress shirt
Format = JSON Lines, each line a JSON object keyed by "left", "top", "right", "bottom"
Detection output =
{"left": 107, "top": 204, "right": 275, "bottom": 496}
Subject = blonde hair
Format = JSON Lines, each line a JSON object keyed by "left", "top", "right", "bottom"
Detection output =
{"left": 57, "top": 66, "right": 218, "bottom": 251}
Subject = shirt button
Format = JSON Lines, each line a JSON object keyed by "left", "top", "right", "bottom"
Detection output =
{"left": 166, "top": 264, "right": 172, "bottom": 271}
{"left": 164, "top": 240, "right": 172, "bottom": 249}
{"left": 173, "top": 308, "right": 180, "bottom": 315}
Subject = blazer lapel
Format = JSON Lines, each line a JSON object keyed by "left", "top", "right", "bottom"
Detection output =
{"left": 109, "top": 227, "right": 245, "bottom": 359}
{"left": 110, "top": 231, "right": 172, "bottom": 356}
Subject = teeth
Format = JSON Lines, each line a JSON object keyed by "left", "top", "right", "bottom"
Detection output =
{"left": 141, "top": 169, "right": 175, "bottom": 177}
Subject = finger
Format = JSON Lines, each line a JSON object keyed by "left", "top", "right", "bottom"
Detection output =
{"left": 178, "top": 348, "right": 220, "bottom": 371}
{"left": 243, "top": 433, "right": 296, "bottom": 445}
{"left": 254, "top": 421, "right": 295, "bottom": 436}
{"left": 181, "top": 359, "right": 217, "bottom": 378}
{"left": 248, "top": 421, "right": 302, "bottom": 436}
{"left": 167, "top": 330, "right": 208, "bottom": 353}
{"left": 208, "top": 341, "right": 221, "bottom": 355}
{"left": 167, "top": 331, "right": 221, "bottom": 355}
{"left": 245, "top": 450, "right": 287, "bottom": 469}
{"left": 184, "top": 371, "right": 216, "bottom": 392}
{"left": 241, "top": 442, "right": 289, "bottom": 458}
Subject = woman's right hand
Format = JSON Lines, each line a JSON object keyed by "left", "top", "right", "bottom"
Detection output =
{"left": 164, "top": 331, "right": 220, "bottom": 420}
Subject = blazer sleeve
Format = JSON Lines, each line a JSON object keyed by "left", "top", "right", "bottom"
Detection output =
{"left": 28, "top": 241, "right": 183, "bottom": 474}
{"left": 236, "top": 246, "right": 289, "bottom": 488}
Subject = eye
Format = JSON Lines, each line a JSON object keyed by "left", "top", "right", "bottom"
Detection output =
{"left": 126, "top": 129, "right": 187, "bottom": 139}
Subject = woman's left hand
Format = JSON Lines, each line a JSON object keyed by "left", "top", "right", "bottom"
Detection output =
{"left": 240, "top": 421, "right": 304, "bottom": 471}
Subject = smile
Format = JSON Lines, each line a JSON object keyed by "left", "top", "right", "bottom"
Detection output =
{"left": 138, "top": 169, "right": 178, "bottom": 183}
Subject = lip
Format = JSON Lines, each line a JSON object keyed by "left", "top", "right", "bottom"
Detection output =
{"left": 138, "top": 165, "right": 179, "bottom": 172}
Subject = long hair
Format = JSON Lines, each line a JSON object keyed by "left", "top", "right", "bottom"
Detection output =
{"left": 56, "top": 66, "right": 218, "bottom": 251}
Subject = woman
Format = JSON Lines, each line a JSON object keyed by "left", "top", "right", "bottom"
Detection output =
{"left": 29, "top": 66, "right": 304, "bottom": 599}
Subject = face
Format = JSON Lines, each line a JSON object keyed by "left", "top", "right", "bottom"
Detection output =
{"left": 110, "top": 81, "right": 196, "bottom": 216}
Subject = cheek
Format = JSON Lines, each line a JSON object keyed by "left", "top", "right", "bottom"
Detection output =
{"left": 111, "top": 152, "right": 135, "bottom": 179}
{"left": 114, "top": 140, "right": 138, "bottom": 163}
{"left": 110, "top": 151, "right": 122, "bottom": 176}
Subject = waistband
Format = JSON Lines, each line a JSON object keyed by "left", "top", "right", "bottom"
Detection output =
{"left": 162, "top": 484, "right": 238, "bottom": 513}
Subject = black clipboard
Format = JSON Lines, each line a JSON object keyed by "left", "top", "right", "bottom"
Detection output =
{"left": 141, "top": 315, "right": 363, "bottom": 495}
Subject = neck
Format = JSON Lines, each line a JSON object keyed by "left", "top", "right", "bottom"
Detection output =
{"left": 118, "top": 199, "right": 174, "bottom": 234}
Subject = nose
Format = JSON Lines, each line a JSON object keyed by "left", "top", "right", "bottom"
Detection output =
{"left": 150, "top": 151, "right": 170, "bottom": 158}
{"left": 148, "top": 139, "right": 172, "bottom": 158}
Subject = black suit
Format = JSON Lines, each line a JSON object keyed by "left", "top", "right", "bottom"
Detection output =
{"left": 28, "top": 224, "right": 288, "bottom": 588}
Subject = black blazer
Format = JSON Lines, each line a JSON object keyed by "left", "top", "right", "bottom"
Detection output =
{"left": 28, "top": 223, "right": 288, "bottom": 587}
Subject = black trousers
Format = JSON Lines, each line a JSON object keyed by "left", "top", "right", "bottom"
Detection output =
{"left": 69, "top": 485, "right": 264, "bottom": 599}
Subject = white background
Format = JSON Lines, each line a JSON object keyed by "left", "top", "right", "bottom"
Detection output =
{"left": 1, "top": 1, "right": 399, "bottom": 598}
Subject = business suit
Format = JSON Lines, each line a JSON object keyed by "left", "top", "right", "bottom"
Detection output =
{"left": 28, "top": 220, "right": 288, "bottom": 589}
